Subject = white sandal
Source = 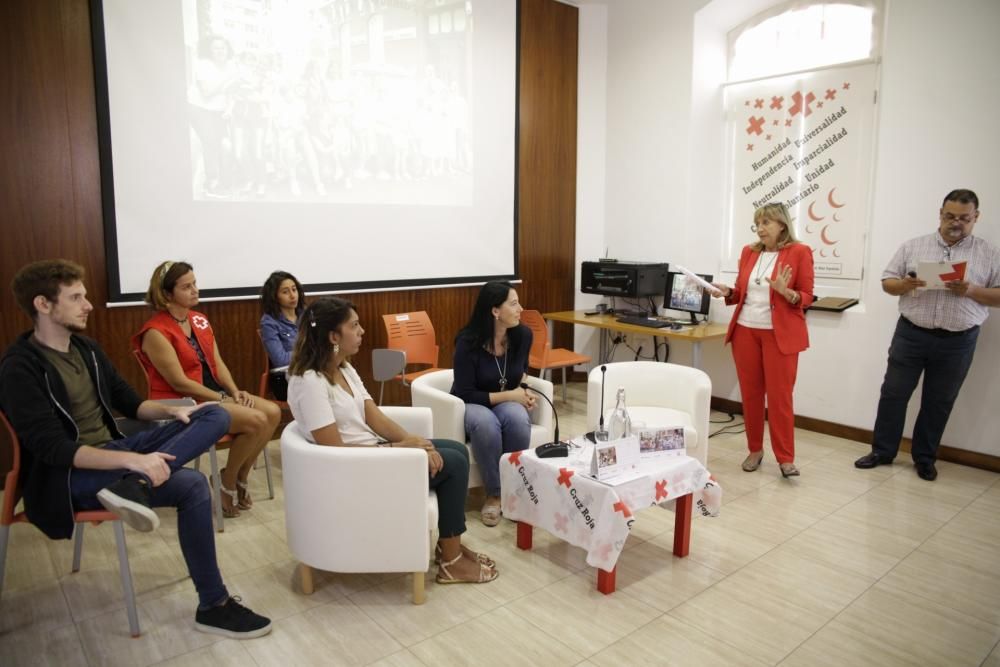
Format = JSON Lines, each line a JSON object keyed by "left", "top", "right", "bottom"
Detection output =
{"left": 481, "top": 502, "right": 502, "bottom": 527}
{"left": 435, "top": 543, "right": 495, "bottom": 568}
{"left": 235, "top": 478, "right": 252, "bottom": 510}
{"left": 436, "top": 552, "right": 498, "bottom": 584}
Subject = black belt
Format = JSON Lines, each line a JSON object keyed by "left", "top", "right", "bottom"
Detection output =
{"left": 901, "top": 317, "right": 978, "bottom": 338}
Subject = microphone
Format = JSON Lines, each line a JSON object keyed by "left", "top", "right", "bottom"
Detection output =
{"left": 585, "top": 365, "right": 608, "bottom": 443}
{"left": 520, "top": 382, "right": 567, "bottom": 458}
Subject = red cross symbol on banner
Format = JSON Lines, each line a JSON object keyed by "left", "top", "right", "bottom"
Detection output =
{"left": 655, "top": 480, "right": 668, "bottom": 501}
{"left": 842, "top": 82, "right": 851, "bottom": 90}
{"left": 825, "top": 88, "right": 837, "bottom": 101}
{"left": 508, "top": 450, "right": 522, "bottom": 466}
{"left": 753, "top": 98, "right": 764, "bottom": 109}
{"left": 789, "top": 90, "right": 816, "bottom": 117}
{"left": 613, "top": 500, "right": 632, "bottom": 518}
{"left": 557, "top": 468, "right": 574, "bottom": 487}
{"left": 746, "top": 143, "right": 754, "bottom": 151}
{"left": 746, "top": 116, "right": 765, "bottom": 135}
{"left": 770, "top": 95, "right": 784, "bottom": 110}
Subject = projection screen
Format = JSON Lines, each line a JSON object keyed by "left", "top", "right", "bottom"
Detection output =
{"left": 90, "top": 0, "right": 519, "bottom": 303}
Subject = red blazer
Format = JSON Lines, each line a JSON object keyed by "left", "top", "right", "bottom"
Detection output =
{"left": 130, "top": 310, "right": 221, "bottom": 399}
{"left": 724, "top": 242, "right": 815, "bottom": 355}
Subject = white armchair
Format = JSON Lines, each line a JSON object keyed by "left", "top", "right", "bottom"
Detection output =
{"left": 281, "top": 406, "right": 438, "bottom": 604}
{"left": 587, "top": 362, "right": 711, "bottom": 465}
{"left": 410, "top": 370, "right": 555, "bottom": 488}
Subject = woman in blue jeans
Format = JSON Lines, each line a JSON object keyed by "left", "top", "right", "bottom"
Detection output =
{"left": 452, "top": 281, "right": 534, "bottom": 526}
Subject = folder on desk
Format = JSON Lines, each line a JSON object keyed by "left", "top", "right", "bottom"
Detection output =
{"left": 808, "top": 297, "right": 859, "bottom": 312}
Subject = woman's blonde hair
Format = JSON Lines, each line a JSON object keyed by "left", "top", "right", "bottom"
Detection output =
{"left": 750, "top": 202, "right": 799, "bottom": 252}
{"left": 145, "top": 261, "right": 193, "bottom": 310}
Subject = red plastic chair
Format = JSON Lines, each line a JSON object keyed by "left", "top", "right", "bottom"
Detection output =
{"left": 0, "top": 411, "right": 141, "bottom": 636}
{"left": 521, "top": 309, "right": 592, "bottom": 402}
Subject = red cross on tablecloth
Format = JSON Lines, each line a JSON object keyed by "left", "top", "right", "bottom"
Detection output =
{"left": 655, "top": 479, "right": 668, "bottom": 501}
{"left": 508, "top": 450, "right": 522, "bottom": 466}
{"left": 557, "top": 468, "right": 574, "bottom": 488}
{"left": 613, "top": 500, "right": 632, "bottom": 518}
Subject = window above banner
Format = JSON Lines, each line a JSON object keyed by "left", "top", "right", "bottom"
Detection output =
{"left": 721, "top": 2, "right": 885, "bottom": 301}
{"left": 728, "top": 1, "right": 882, "bottom": 82}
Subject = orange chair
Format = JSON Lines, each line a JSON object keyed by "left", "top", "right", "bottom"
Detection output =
{"left": 521, "top": 309, "right": 592, "bottom": 402}
{"left": 382, "top": 311, "right": 444, "bottom": 386}
{"left": 0, "top": 411, "right": 141, "bottom": 637}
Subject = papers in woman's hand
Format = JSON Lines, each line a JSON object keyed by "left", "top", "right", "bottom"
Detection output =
{"left": 675, "top": 265, "right": 722, "bottom": 296}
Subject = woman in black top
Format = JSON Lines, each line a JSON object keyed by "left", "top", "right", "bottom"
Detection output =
{"left": 451, "top": 282, "right": 534, "bottom": 526}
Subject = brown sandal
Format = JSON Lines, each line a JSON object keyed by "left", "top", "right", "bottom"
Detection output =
{"left": 436, "top": 552, "right": 498, "bottom": 584}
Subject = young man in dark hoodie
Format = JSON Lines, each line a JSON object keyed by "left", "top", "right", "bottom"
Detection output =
{"left": 0, "top": 259, "right": 271, "bottom": 639}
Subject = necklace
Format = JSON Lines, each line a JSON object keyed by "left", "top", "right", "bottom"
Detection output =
{"left": 170, "top": 312, "right": 188, "bottom": 324}
{"left": 493, "top": 348, "right": 509, "bottom": 390}
{"left": 754, "top": 251, "right": 778, "bottom": 285}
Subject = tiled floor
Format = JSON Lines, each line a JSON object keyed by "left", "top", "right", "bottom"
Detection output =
{"left": 2, "top": 383, "right": 999, "bottom": 666}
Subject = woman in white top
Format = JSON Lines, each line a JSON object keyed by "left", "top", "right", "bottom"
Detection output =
{"left": 286, "top": 297, "right": 497, "bottom": 584}
{"left": 711, "top": 203, "right": 814, "bottom": 478}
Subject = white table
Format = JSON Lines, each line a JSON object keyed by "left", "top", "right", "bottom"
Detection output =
{"left": 500, "top": 446, "right": 722, "bottom": 594}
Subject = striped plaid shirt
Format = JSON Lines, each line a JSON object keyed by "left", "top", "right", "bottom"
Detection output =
{"left": 883, "top": 232, "right": 1000, "bottom": 331}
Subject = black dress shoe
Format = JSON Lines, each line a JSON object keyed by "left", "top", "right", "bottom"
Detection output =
{"left": 854, "top": 453, "right": 892, "bottom": 469}
{"left": 915, "top": 462, "right": 938, "bottom": 481}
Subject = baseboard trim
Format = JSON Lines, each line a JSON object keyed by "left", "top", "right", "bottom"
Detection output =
{"left": 710, "top": 397, "right": 1000, "bottom": 474}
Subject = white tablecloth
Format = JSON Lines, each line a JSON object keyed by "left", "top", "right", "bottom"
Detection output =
{"left": 500, "top": 447, "right": 722, "bottom": 571}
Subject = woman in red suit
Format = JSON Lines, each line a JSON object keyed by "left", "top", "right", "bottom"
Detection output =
{"left": 712, "top": 203, "right": 814, "bottom": 477}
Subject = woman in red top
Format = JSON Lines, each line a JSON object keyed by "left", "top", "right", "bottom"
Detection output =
{"left": 712, "top": 203, "right": 814, "bottom": 478}
{"left": 132, "top": 261, "right": 281, "bottom": 517}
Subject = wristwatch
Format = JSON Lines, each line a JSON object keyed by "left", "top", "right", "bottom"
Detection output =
{"left": 219, "top": 391, "right": 229, "bottom": 403}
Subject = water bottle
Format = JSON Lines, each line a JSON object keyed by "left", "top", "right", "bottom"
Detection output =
{"left": 607, "top": 387, "right": 632, "bottom": 440}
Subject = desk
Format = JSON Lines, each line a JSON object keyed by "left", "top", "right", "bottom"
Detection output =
{"left": 500, "top": 448, "right": 722, "bottom": 594}
{"left": 543, "top": 310, "right": 728, "bottom": 368}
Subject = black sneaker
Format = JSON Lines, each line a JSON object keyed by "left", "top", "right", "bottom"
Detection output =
{"left": 96, "top": 476, "right": 159, "bottom": 532}
{"left": 195, "top": 596, "right": 272, "bottom": 639}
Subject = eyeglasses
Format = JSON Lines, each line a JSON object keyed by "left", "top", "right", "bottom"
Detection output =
{"left": 941, "top": 213, "right": 977, "bottom": 224}
{"left": 751, "top": 219, "right": 780, "bottom": 232}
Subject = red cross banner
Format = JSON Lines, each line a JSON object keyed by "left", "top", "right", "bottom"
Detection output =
{"left": 723, "top": 62, "right": 878, "bottom": 281}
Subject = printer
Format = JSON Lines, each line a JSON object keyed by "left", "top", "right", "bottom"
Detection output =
{"left": 581, "top": 261, "right": 669, "bottom": 298}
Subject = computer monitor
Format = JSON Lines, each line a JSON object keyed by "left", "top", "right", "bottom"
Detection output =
{"left": 664, "top": 271, "right": 713, "bottom": 323}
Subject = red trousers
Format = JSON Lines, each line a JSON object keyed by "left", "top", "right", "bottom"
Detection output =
{"left": 730, "top": 324, "right": 799, "bottom": 463}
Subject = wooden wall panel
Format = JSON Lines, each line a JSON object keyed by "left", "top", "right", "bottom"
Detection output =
{"left": 0, "top": 0, "right": 578, "bottom": 474}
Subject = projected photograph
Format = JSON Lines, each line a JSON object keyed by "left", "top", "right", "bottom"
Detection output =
{"left": 183, "top": 0, "right": 474, "bottom": 205}
{"left": 669, "top": 274, "right": 705, "bottom": 309}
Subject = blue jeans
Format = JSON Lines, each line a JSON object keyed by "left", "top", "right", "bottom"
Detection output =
{"left": 872, "top": 317, "right": 979, "bottom": 465}
{"left": 70, "top": 405, "right": 231, "bottom": 609}
{"left": 465, "top": 402, "right": 531, "bottom": 496}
